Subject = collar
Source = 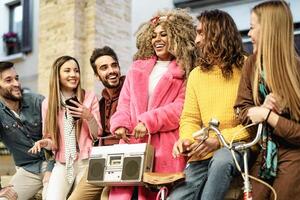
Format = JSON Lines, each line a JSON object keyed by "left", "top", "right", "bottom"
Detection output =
{"left": 0, "top": 99, "right": 27, "bottom": 111}
{"left": 21, "top": 97, "right": 29, "bottom": 109}
{"left": 136, "top": 56, "right": 185, "bottom": 79}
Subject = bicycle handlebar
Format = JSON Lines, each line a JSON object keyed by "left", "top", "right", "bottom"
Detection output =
{"left": 233, "top": 123, "right": 262, "bottom": 151}
{"left": 193, "top": 119, "right": 265, "bottom": 200}
{"left": 193, "top": 118, "right": 262, "bottom": 151}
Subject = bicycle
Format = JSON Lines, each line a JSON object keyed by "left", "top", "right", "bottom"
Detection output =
{"left": 143, "top": 119, "right": 263, "bottom": 200}
{"left": 192, "top": 118, "right": 263, "bottom": 200}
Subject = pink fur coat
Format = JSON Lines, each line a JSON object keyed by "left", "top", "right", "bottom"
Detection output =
{"left": 109, "top": 57, "right": 186, "bottom": 200}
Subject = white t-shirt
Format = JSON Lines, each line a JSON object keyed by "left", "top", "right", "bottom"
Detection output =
{"left": 148, "top": 60, "right": 170, "bottom": 98}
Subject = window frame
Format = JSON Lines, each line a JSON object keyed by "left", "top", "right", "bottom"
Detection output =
{"left": 5, "top": 0, "right": 33, "bottom": 54}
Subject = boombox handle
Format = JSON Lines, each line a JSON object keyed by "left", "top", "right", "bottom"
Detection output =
{"left": 147, "top": 132, "right": 151, "bottom": 145}
{"left": 98, "top": 130, "right": 152, "bottom": 145}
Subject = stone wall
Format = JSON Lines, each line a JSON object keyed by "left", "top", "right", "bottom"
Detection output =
{"left": 38, "top": 0, "right": 131, "bottom": 95}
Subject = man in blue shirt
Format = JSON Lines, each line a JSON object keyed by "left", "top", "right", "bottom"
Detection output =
{"left": 0, "top": 62, "right": 53, "bottom": 200}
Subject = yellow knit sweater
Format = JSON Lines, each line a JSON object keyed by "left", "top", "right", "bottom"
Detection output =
{"left": 180, "top": 66, "right": 250, "bottom": 161}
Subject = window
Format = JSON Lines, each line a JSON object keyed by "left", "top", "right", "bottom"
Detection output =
{"left": 242, "top": 34, "right": 300, "bottom": 55}
{"left": 243, "top": 41, "right": 253, "bottom": 55}
{"left": 9, "top": 2, "right": 23, "bottom": 40}
{"left": 240, "top": 23, "right": 300, "bottom": 55}
{"left": 173, "top": 0, "right": 241, "bottom": 8}
{"left": 4, "top": 1, "right": 22, "bottom": 55}
{"left": 4, "top": 0, "right": 33, "bottom": 55}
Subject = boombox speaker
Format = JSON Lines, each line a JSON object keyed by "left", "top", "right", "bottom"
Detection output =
{"left": 87, "top": 143, "right": 154, "bottom": 186}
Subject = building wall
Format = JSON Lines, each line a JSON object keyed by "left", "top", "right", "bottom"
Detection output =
{"left": 1, "top": 0, "right": 299, "bottom": 95}
{"left": 94, "top": 0, "right": 131, "bottom": 91}
{"left": 38, "top": 0, "right": 131, "bottom": 96}
{"left": 131, "top": 0, "right": 300, "bottom": 44}
{"left": 191, "top": 0, "right": 300, "bottom": 31}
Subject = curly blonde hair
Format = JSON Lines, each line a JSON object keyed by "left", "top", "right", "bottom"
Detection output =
{"left": 134, "top": 9, "right": 197, "bottom": 76}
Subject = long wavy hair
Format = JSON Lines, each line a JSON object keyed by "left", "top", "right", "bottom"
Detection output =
{"left": 252, "top": 1, "right": 300, "bottom": 121}
{"left": 134, "top": 9, "right": 197, "bottom": 77}
{"left": 197, "top": 9, "right": 246, "bottom": 78}
{"left": 45, "top": 56, "right": 84, "bottom": 150}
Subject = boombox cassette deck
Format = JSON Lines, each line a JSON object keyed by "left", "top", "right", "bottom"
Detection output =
{"left": 87, "top": 143, "right": 154, "bottom": 186}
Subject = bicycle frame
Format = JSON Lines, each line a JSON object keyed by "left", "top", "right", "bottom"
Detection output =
{"left": 194, "top": 119, "right": 262, "bottom": 200}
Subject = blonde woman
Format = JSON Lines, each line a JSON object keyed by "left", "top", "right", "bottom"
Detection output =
{"left": 235, "top": 1, "right": 300, "bottom": 199}
{"left": 30, "top": 56, "right": 102, "bottom": 199}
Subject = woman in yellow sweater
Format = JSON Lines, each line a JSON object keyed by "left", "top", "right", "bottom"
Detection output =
{"left": 169, "top": 10, "right": 250, "bottom": 200}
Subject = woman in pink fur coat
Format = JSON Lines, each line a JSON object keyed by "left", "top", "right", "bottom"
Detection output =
{"left": 109, "top": 9, "right": 197, "bottom": 200}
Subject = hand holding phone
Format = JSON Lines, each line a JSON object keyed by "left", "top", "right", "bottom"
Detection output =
{"left": 65, "top": 96, "right": 80, "bottom": 120}
{"left": 65, "top": 96, "right": 79, "bottom": 108}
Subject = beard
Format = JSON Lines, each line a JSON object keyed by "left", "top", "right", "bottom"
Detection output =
{"left": 100, "top": 73, "right": 121, "bottom": 89}
{"left": 102, "top": 80, "right": 120, "bottom": 89}
{"left": 0, "top": 86, "right": 22, "bottom": 101}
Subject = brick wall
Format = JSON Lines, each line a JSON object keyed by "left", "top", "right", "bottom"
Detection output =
{"left": 38, "top": 0, "right": 131, "bottom": 95}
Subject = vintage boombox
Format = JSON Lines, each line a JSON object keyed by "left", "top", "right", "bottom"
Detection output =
{"left": 87, "top": 143, "right": 154, "bottom": 186}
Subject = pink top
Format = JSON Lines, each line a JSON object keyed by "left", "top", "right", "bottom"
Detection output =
{"left": 42, "top": 91, "right": 102, "bottom": 163}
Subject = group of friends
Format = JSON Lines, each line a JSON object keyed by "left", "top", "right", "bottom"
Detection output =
{"left": 1, "top": 1, "right": 300, "bottom": 200}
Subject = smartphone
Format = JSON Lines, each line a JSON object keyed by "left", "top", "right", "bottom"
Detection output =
{"left": 65, "top": 96, "right": 79, "bottom": 108}
{"left": 65, "top": 96, "right": 80, "bottom": 120}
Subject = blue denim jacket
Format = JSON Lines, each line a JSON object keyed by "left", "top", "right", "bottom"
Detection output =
{"left": 0, "top": 93, "right": 54, "bottom": 174}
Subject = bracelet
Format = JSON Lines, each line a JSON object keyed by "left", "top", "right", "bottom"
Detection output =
{"left": 265, "top": 109, "right": 272, "bottom": 122}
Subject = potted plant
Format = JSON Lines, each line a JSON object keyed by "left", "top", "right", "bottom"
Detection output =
{"left": 2, "top": 32, "right": 20, "bottom": 55}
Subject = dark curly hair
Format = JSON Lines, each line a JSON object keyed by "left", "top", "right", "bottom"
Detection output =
{"left": 197, "top": 9, "right": 246, "bottom": 79}
{"left": 134, "top": 9, "right": 197, "bottom": 77}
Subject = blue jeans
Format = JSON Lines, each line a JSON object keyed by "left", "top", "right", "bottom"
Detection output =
{"left": 168, "top": 148, "right": 244, "bottom": 200}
